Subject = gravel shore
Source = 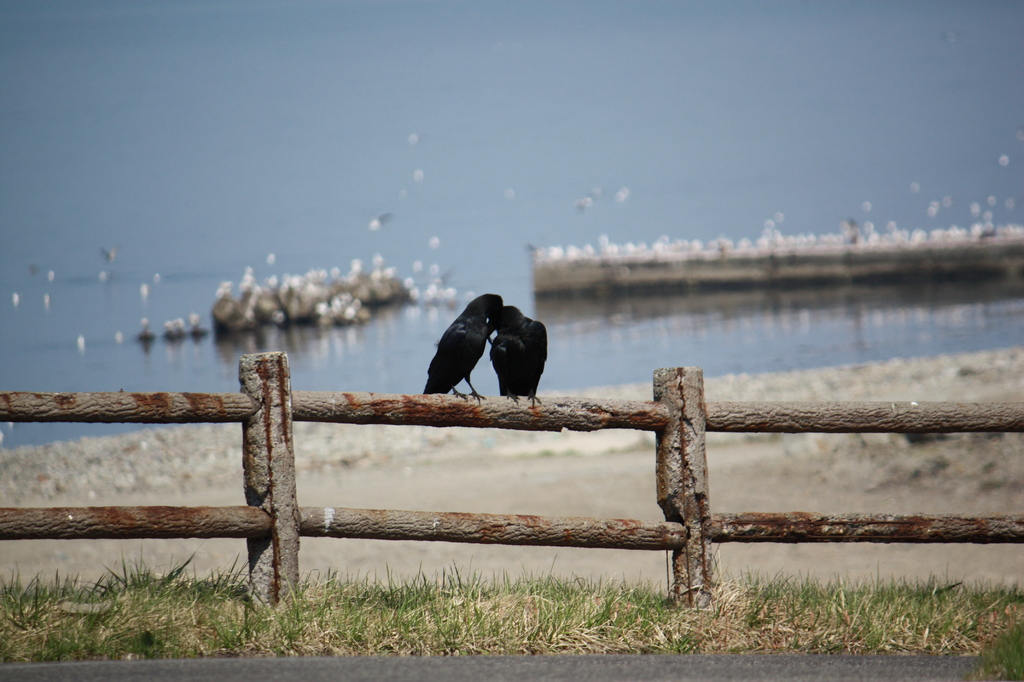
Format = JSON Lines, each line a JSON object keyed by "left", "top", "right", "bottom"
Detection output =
{"left": 2, "top": 346, "right": 1022, "bottom": 585}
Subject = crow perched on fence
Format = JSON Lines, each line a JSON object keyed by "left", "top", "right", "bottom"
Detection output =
{"left": 490, "top": 305, "right": 547, "bottom": 405}
{"left": 424, "top": 293, "right": 504, "bottom": 400}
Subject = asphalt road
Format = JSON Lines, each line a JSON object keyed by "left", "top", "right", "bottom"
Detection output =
{"left": 0, "top": 655, "right": 981, "bottom": 682}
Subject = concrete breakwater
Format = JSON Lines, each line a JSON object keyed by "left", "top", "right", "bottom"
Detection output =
{"left": 533, "top": 229, "right": 1024, "bottom": 298}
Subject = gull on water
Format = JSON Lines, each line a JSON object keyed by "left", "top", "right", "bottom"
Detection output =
{"left": 163, "top": 318, "right": 187, "bottom": 342}
{"left": 188, "top": 312, "right": 209, "bottom": 339}
{"left": 137, "top": 318, "right": 156, "bottom": 343}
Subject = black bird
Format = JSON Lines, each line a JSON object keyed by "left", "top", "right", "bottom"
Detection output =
{"left": 490, "top": 305, "right": 547, "bottom": 405}
{"left": 424, "top": 293, "right": 503, "bottom": 400}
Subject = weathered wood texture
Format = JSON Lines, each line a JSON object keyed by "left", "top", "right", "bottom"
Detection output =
{"left": 3, "top": 390, "right": 1020, "bottom": 435}
{"left": 0, "top": 506, "right": 270, "bottom": 539}
{"left": 6, "top": 506, "right": 1023, "bottom": 545}
{"left": 291, "top": 391, "right": 669, "bottom": 431}
{"left": 240, "top": 353, "right": 301, "bottom": 605}
{"left": 707, "top": 401, "right": 1024, "bottom": 433}
{"left": 712, "top": 513, "right": 1024, "bottom": 543}
{"left": 654, "top": 367, "right": 713, "bottom": 609}
{"left": 0, "top": 391, "right": 255, "bottom": 423}
{"left": 300, "top": 507, "right": 686, "bottom": 549}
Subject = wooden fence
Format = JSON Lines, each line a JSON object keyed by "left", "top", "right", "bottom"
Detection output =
{"left": 2, "top": 351, "right": 1023, "bottom": 608}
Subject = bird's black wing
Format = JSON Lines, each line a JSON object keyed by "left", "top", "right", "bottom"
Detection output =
{"left": 523, "top": 319, "right": 548, "bottom": 399}
{"left": 425, "top": 317, "right": 490, "bottom": 394}
{"left": 489, "top": 335, "right": 510, "bottom": 396}
{"left": 452, "top": 317, "right": 489, "bottom": 380}
{"left": 425, "top": 294, "right": 502, "bottom": 397}
{"left": 424, "top": 323, "right": 470, "bottom": 394}
{"left": 490, "top": 332, "right": 526, "bottom": 397}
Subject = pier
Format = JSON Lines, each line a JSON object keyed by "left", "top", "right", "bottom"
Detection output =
{"left": 532, "top": 231, "right": 1024, "bottom": 298}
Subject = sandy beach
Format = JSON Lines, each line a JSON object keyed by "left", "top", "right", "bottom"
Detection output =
{"left": 2, "top": 346, "right": 1022, "bottom": 589}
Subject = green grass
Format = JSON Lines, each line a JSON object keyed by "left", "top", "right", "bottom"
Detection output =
{"left": 1, "top": 559, "right": 1021, "bottom": 668}
{"left": 971, "top": 620, "right": 1024, "bottom": 680}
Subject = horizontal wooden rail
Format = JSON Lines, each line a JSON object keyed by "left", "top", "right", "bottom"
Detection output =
{"left": 708, "top": 401, "right": 1024, "bottom": 433}
{"left": 0, "top": 392, "right": 256, "bottom": 423}
{"left": 0, "top": 506, "right": 270, "bottom": 539}
{"left": 0, "top": 506, "right": 684, "bottom": 548}
{"left": 712, "top": 513, "right": 1024, "bottom": 543}
{"left": 5, "top": 507, "right": 1023, "bottom": 545}
{"left": 291, "top": 394, "right": 1024, "bottom": 434}
{"left": 290, "top": 391, "right": 670, "bottom": 431}
{"left": 2, "top": 391, "right": 1021, "bottom": 434}
{"left": 300, "top": 507, "right": 686, "bottom": 550}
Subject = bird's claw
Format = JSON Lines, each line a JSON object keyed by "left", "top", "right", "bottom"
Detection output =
{"left": 452, "top": 387, "right": 484, "bottom": 402}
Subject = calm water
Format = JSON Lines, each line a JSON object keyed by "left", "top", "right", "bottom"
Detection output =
{"left": 2, "top": 1, "right": 1023, "bottom": 448}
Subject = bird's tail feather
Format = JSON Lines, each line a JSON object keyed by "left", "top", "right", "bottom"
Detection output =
{"left": 423, "top": 376, "right": 451, "bottom": 394}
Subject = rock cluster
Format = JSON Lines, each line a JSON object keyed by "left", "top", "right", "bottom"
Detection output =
{"left": 211, "top": 259, "right": 412, "bottom": 334}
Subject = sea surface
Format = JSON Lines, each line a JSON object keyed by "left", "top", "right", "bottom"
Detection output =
{"left": 2, "top": 1, "right": 1023, "bottom": 448}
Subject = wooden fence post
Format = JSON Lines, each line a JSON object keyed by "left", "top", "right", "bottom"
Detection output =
{"left": 239, "top": 352, "right": 301, "bottom": 604}
{"left": 654, "top": 367, "right": 713, "bottom": 608}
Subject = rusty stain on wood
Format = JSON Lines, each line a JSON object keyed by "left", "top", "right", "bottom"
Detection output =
{"left": 0, "top": 391, "right": 257, "bottom": 423}
{"left": 292, "top": 390, "right": 671, "bottom": 431}
{"left": 654, "top": 367, "right": 714, "bottom": 609}
{"left": 712, "top": 512, "right": 1024, "bottom": 543}
{"left": 2, "top": 389, "right": 1020, "bottom": 434}
{"left": 240, "top": 352, "right": 301, "bottom": 605}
